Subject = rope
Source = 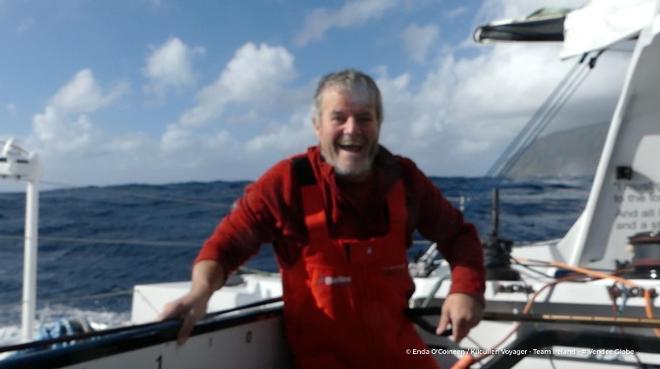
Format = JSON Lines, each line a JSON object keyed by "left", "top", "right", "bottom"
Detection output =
{"left": 0, "top": 234, "right": 200, "bottom": 248}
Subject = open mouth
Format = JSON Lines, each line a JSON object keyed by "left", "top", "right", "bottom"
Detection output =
{"left": 337, "top": 144, "right": 363, "bottom": 153}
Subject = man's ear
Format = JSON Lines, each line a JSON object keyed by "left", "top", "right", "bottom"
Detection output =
{"left": 312, "top": 117, "right": 321, "bottom": 140}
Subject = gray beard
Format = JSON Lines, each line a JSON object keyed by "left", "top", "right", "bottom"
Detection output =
{"left": 330, "top": 144, "right": 379, "bottom": 179}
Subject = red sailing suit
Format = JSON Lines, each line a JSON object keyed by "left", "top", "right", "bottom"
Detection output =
{"left": 195, "top": 146, "right": 485, "bottom": 368}
{"left": 282, "top": 170, "right": 439, "bottom": 368}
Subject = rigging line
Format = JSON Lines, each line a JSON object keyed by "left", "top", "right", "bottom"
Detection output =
{"left": 488, "top": 51, "right": 592, "bottom": 178}
{"left": 493, "top": 57, "right": 592, "bottom": 178}
{"left": 485, "top": 53, "right": 589, "bottom": 177}
{"left": 497, "top": 50, "right": 604, "bottom": 178}
{"left": 0, "top": 140, "right": 30, "bottom": 154}
{"left": 496, "top": 50, "right": 601, "bottom": 178}
{"left": 0, "top": 290, "right": 134, "bottom": 310}
{"left": 0, "top": 234, "right": 200, "bottom": 248}
{"left": 510, "top": 259, "right": 556, "bottom": 280}
{"left": 498, "top": 61, "right": 593, "bottom": 178}
{"left": 486, "top": 57, "right": 585, "bottom": 176}
{"left": 38, "top": 179, "right": 230, "bottom": 209}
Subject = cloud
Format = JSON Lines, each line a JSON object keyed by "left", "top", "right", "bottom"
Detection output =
{"left": 375, "top": 39, "right": 629, "bottom": 176}
{"left": 31, "top": 69, "right": 128, "bottom": 153}
{"left": 152, "top": 41, "right": 309, "bottom": 180}
{"left": 177, "top": 42, "right": 295, "bottom": 127}
{"left": 295, "top": 0, "right": 399, "bottom": 46}
{"left": 402, "top": 24, "right": 439, "bottom": 63}
{"left": 245, "top": 107, "right": 315, "bottom": 155}
{"left": 12, "top": 0, "right": 632, "bottom": 187}
{"left": 475, "top": 0, "right": 583, "bottom": 25}
{"left": 49, "top": 69, "right": 126, "bottom": 113}
{"left": 332, "top": 0, "right": 632, "bottom": 177}
{"left": 6, "top": 103, "right": 16, "bottom": 115}
{"left": 144, "top": 37, "right": 204, "bottom": 96}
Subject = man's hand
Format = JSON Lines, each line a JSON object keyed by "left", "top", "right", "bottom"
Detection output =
{"left": 436, "top": 293, "right": 483, "bottom": 342}
{"left": 158, "top": 288, "right": 212, "bottom": 345}
{"left": 158, "top": 260, "right": 225, "bottom": 345}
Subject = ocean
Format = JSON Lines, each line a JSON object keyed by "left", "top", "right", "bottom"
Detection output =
{"left": 0, "top": 177, "right": 591, "bottom": 344}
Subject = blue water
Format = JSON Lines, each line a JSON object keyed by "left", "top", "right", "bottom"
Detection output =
{"left": 0, "top": 177, "right": 591, "bottom": 329}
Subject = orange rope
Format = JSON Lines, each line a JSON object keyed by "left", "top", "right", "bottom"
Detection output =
{"left": 644, "top": 288, "right": 660, "bottom": 336}
{"left": 449, "top": 258, "right": 659, "bottom": 368}
{"left": 518, "top": 257, "right": 659, "bottom": 338}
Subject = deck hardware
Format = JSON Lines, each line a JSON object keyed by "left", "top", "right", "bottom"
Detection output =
{"left": 608, "top": 285, "right": 657, "bottom": 298}
{"left": 483, "top": 188, "right": 519, "bottom": 281}
{"left": 496, "top": 283, "right": 534, "bottom": 294}
{"left": 616, "top": 166, "right": 633, "bottom": 180}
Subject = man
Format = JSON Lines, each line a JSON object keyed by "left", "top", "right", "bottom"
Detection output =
{"left": 160, "top": 69, "right": 485, "bottom": 369}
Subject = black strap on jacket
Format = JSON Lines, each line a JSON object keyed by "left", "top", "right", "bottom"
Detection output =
{"left": 292, "top": 156, "right": 316, "bottom": 186}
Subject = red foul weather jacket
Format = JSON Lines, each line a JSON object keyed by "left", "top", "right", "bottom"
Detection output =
{"left": 195, "top": 145, "right": 485, "bottom": 368}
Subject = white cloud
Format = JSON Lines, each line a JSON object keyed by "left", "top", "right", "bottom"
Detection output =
{"left": 152, "top": 42, "right": 308, "bottom": 180}
{"left": 33, "top": 108, "right": 96, "bottom": 152}
{"left": 245, "top": 107, "right": 315, "bottom": 154}
{"left": 375, "top": 40, "right": 629, "bottom": 176}
{"left": 31, "top": 69, "right": 127, "bottom": 153}
{"left": 295, "top": 0, "right": 399, "bottom": 46}
{"left": 10, "top": 0, "right": 633, "bottom": 186}
{"left": 144, "top": 37, "right": 203, "bottom": 96}
{"left": 402, "top": 24, "right": 439, "bottom": 63}
{"left": 476, "top": 0, "right": 583, "bottom": 25}
{"left": 177, "top": 42, "right": 295, "bottom": 127}
{"left": 49, "top": 69, "right": 126, "bottom": 113}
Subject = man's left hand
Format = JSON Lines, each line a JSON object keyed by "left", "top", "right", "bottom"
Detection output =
{"left": 436, "top": 293, "right": 483, "bottom": 342}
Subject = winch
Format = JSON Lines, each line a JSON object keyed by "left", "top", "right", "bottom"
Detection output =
{"left": 626, "top": 232, "right": 660, "bottom": 279}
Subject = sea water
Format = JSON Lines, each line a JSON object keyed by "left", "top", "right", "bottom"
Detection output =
{"left": 0, "top": 177, "right": 591, "bottom": 344}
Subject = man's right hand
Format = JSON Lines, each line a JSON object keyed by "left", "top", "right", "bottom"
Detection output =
{"left": 158, "top": 288, "right": 212, "bottom": 345}
{"left": 158, "top": 260, "right": 226, "bottom": 345}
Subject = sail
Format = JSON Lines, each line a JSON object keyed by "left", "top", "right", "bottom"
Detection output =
{"left": 561, "top": 0, "right": 658, "bottom": 58}
{"left": 560, "top": 11, "right": 660, "bottom": 268}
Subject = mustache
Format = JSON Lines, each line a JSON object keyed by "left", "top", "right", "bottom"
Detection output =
{"left": 337, "top": 136, "right": 365, "bottom": 145}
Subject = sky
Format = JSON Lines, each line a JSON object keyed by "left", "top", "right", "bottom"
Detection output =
{"left": 0, "top": 0, "right": 633, "bottom": 190}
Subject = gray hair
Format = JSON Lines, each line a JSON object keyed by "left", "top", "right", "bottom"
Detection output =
{"left": 313, "top": 69, "right": 383, "bottom": 124}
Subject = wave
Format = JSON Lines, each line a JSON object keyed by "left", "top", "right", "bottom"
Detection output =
{"left": 0, "top": 306, "right": 131, "bottom": 346}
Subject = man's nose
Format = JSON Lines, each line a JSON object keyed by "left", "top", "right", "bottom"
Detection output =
{"left": 343, "top": 116, "right": 361, "bottom": 135}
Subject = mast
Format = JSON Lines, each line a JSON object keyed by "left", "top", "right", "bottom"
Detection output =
{"left": 0, "top": 138, "right": 41, "bottom": 341}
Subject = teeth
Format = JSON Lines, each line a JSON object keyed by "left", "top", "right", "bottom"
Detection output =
{"left": 338, "top": 144, "right": 362, "bottom": 152}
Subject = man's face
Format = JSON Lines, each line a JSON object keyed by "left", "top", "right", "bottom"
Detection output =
{"left": 314, "top": 87, "right": 380, "bottom": 181}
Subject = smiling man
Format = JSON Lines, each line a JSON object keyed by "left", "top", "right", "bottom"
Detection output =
{"left": 160, "top": 69, "right": 485, "bottom": 369}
